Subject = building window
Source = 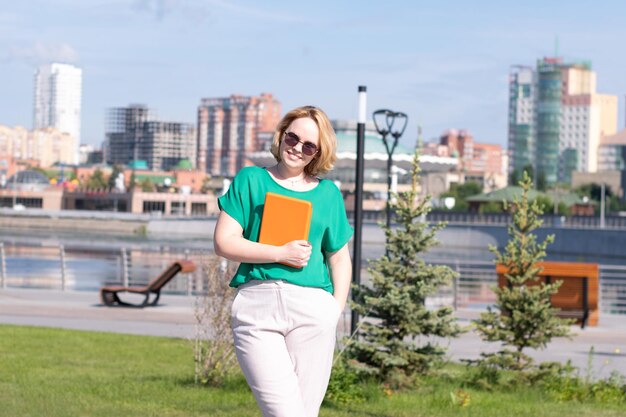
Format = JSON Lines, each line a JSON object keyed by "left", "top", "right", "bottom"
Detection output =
{"left": 171, "top": 201, "right": 186, "bottom": 215}
{"left": 191, "top": 202, "right": 207, "bottom": 215}
{"left": 143, "top": 201, "right": 165, "bottom": 213}
{"left": 6, "top": 197, "right": 45, "bottom": 208}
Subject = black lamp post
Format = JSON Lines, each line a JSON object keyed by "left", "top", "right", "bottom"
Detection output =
{"left": 351, "top": 85, "right": 367, "bottom": 336}
{"left": 372, "top": 109, "right": 408, "bottom": 229}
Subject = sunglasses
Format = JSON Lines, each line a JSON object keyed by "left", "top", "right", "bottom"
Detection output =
{"left": 283, "top": 132, "right": 319, "bottom": 156}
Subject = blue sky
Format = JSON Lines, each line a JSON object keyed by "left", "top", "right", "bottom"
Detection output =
{"left": 1, "top": 0, "right": 625, "bottom": 148}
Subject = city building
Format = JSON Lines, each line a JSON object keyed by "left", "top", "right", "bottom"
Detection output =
{"left": 0, "top": 181, "right": 218, "bottom": 215}
{"left": 248, "top": 119, "right": 459, "bottom": 208}
{"left": 508, "top": 57, "right": 618, "bottom": 185}
{"left": 424, "top": 129, "right": 507, "bottom": 191}
{"left": 571, "top": 170, "right": 624, "bottom": 199}
{"left": 574, "top": 128, "right": 626, "bottom": 200}
{"left": 1, "top": 126, "right": 29, "bottom": 168}
{"left": 0, "top": 124, "right": 76, "bottom": 167}
{"left": 1, "top": 163, "right": 217, "bottom": 215}
{"left": 598, "top": 128, "right": 626, "bottom": 171}
{"left": 33, "top": 63, "right": 82, "bottom": 163}
{"left": 105, "top": 105, "right": 197, "bottom": 171}
{"left": 508, "top": 65, "right": 535, "bottom": 176}
{"left": 197, "top": 93, "right": 281, "bottom": 176}
{"left": 73, "top": 162, "right": 209, "bottom": 195}
{"left": 78, "top": 144, "right": 103, "bottom": 165}
{"left": 466, "top": 186, "right": 593, "bottom": 215}
{"left": 62, "top": 189, "right": 218, "bottom": 216}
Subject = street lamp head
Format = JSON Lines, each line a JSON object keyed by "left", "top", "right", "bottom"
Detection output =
{"left": 373, "top": 109, "right": 409, "bottom": 139}
{"left": 372, "top": 109, "right": 394, "bottom": 136}
{"left": 390, "top": 111, "right": 408, "bottom": 138}
{"left": 372, "top": 108, "right": 409, "bottom": 231}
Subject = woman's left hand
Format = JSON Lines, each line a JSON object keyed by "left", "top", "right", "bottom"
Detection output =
{"left": 333, "top": 296, "right": 345, "bottom": 312}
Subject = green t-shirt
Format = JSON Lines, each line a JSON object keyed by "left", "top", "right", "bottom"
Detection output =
{"left": 217, "top": 166, "right": 353, "bottom": 293}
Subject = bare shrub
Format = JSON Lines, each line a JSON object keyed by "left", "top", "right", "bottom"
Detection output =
{"left": 193, "top": 255, "right": 239, "bottom": 386}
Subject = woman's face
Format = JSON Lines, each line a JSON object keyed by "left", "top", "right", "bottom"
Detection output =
{"left": 280, "top": 117, "right": 320, "bottom": 171}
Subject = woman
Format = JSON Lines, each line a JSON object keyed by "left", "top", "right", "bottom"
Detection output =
{"left": 214, "top": 105, "right": 353, "bottom": 417}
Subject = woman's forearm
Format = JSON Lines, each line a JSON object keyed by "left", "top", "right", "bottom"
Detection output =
{"left": 328, "top": 245, "right": 352, "bottom": 310}
{"left": 214, "top": 211, "right": 312, "bottom": 267}
{"left": 214, "top": 211, "right": 281, "bottom": 263}
{"left": 215, "top": 234, "right": 283, "bottom": 264}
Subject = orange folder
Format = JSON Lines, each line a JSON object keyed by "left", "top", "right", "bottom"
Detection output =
{"left": 258, "top": 192, "right": 313, "bottom": 268}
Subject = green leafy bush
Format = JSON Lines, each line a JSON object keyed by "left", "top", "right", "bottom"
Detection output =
{"left": 542, "top": 370, "right": 626, "bottom": 404}
{"left": 324, "top": 360, "right": 366, "bottom": 405}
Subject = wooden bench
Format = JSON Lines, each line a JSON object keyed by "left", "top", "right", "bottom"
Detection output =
{"left": 497, "top": 262, "right": 599, "bottom": 328}
{"left": 100, "top": 260, "right": 196, "bottom": 308}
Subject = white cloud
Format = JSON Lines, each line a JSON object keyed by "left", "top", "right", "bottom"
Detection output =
{"left": 132, "top": 0, "right": 182, "bottom": 20}
{"left": 7, "top": 41, "right": 79, "bottom": 66}
{"left": 131, "top": 0, "right": 300, "bottom": 23}
{"left": 207, "top": 0, "right": 301, "bottom": 22}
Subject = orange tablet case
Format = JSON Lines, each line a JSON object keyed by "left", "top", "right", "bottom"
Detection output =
{"left": 258, "top": 192, "right": 313, "bottom": 268}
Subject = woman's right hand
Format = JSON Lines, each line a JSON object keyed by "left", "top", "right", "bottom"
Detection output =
{"left": 280, "top": 240, "right": 312, "bottom": 267}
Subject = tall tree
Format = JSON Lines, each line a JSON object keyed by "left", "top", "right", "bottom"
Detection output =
{"left": 347, "top": 151, "right": 462, "bottom": 386}
{"left": 85, "top": 169, "right": 108, "bottom": 190}
{"left": 574, "top": 183, "right": 613, "bottom": 202}
{"left": 108, "top": 164, "right": 124, "bottom": 189}
{"left": 473, "top": 172, "right": 570, "bottom": 370}
{"left": 440, "top": 181, "right": 482, "bottom": 211}
{"left": 139, "top": 178, "right": 155, "bottom": 192}
{"left": 536, "top": 171, "right": 547, "bottom": 191}
{"left": 128, "top": 171, "right": 137, "bottom": 191}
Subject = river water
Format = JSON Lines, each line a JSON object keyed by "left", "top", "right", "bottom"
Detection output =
{"left": 0, "top": 226, "right": 212, "bottom": 293}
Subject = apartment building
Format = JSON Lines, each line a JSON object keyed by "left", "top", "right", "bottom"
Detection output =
{"left": 105, "top": 105, "right": 196, "bottom": 171}
{"left": 508, "top": 57, "right": 618, "bottom": 184}
{"left": 197, "top": 93, "right": 281, "bottom": 176}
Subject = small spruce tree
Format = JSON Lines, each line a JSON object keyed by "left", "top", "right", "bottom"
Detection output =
{"left": 473, "top": 172, "right": 571, "bottom": 370}
{"left": 347, "top": 151, "right": 462, "bottom": 386}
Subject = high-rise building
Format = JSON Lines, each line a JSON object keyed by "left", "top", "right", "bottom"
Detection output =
{"left": 105, "top": 105, "right": 196, "bottom": 171}
{"left": 508, "top": 57, "right": 618, "bottom": 185}
{"left": 0, "top": 124, "right": 76, "bottom": 168}
{"left": 197, "top": 93, "right": 281, "bottom": 176}
{"left": 33, "top": 63, "right": 82, "bottom": 163}
{"left": 508, "top": 66, "right": 535, "bottom": 177}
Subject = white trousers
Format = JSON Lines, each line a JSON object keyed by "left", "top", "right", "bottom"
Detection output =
{"left": 231, "top": 280, "right": 341, "bottom": 417}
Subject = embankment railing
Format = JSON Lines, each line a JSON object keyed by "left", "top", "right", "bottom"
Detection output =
{"left": 2, "top": 241, "right": 626, "bottom": 316}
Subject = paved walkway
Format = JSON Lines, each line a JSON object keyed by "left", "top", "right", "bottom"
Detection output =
{"left": 2, "top": 288, "right": 625, "bottom": 378}
{"left": 0, "top": 288, "right": 196, "bottom": 338}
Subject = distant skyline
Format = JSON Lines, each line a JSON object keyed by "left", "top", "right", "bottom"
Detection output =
{"left": 1, "top": 0, "right": 625, "bottom": 149}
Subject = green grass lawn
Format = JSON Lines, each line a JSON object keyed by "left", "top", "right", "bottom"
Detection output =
{"left": 0, "top": 324, "right": 623, "bottom": 417}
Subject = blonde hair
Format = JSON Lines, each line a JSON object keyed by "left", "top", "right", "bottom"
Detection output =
{"left": 270, "top": 106, "right": 337, "bottom": 177}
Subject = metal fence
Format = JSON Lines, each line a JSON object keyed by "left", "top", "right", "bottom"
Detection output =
{"left": 0, "top": 241, "right": 212, "bottom": 296}
{"left": 347, "top": 210, "right": 626, "bottom": 230}
{"left": 426, "top": 211, "right": 626, "bottom": 230}
{"left": 2, "top": 241, "right": 626, "bottom": 315}
{"left": 424, "top": 259, "right": 626, "bottom": 315}
{"left": 598, "top": 264, "right": 626, "bottom": 315}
